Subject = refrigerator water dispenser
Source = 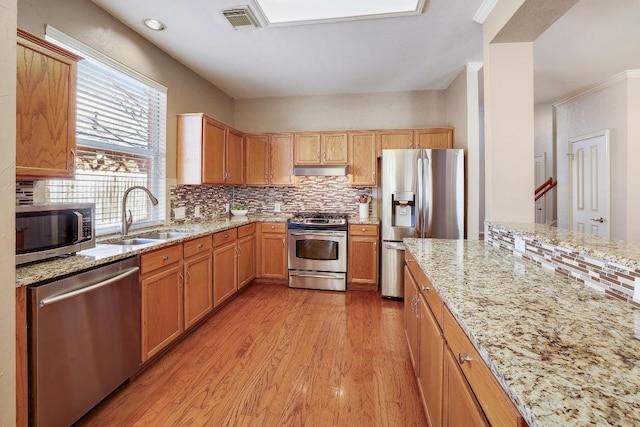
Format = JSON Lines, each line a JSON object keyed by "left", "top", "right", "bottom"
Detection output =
{"left": 391, "top": 192, "right": 415, "bottom": 228}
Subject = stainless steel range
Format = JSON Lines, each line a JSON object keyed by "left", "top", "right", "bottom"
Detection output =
{"left": 287, "top": 212, "right": 349, "bottom": 291}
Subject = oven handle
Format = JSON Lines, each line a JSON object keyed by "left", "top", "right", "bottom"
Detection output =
{"left": 289, "top": 231, "right": 345, "bottom": 237}
{"left": 289, "top": 272, "right": 344, "bottom": 279}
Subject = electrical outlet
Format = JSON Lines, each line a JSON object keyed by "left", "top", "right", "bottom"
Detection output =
{"left": 174, "top": 207, "right": 186, "bottom": 220}
{"left": 274, "top": 202, "right": 281, "bottom": 213}
{"left": 514, "top": 236, "right": 526, "bottom": 254}
{"left": 194, "top": 205, "right": 201, "bottom": 218}
{"left": 224, "top": 203, "right": 230, "bottom": 213}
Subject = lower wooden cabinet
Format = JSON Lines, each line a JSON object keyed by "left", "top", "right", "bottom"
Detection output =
{"left": 141, "top": 263, "right": 184, "bottom": 362}
{"left": 404, "top": 254, "right": 527, "bottom": 427}
{"left": 443, "top": 348, "right": 490, "bottom": 427}
{"left": 213, "top": 230, "right": 238, "bottom": 307}
{"left": 258, "top": 223, "right": 288, "bottom": 280}
{"left": 183, "top": 235, "right": 213, "bottom": 329}
{"left": 348, "top": 224, "right": 379, "bottom": 290}
{"left": 238, "top": 234, "right": 256, "bottom": 289}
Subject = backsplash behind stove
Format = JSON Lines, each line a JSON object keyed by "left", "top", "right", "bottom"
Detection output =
{"left": 170, "top": 176, "right": 373, "bottom": 222}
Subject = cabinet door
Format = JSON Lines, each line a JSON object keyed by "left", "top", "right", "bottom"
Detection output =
{"left": 141, "top": 265, "right": 184, "bottom": 362}
{"left": 213, "top": 242, "right": 238, "bottom": 307}
{"left": 378, "top": 130, "right": 414, "bottom": 156}
{"left": 16, "top": 33, "right": 78, "bottom": 179}
{"left": 260, "top": 233, "right": 287, "bottom": 279}
{"left": 322, "top": 133, "right": 348, "bottom": 164}
{"left": 184, "top": 252, "right": 213, "bottom": 330}
{"left": 270, "top": 134, "right": 294, "bottom": 186}
{"left": 416, "top": 128, "right": 453, "bottom": 149}
{"left": 245, "top": 135, "right": 270, "bottom": 185}
{"left": 202, "top": 117, "right": 226, "bottom": 184}
{"left": 238, "top": 236, "right": 256, "bottom": 289}
{"left": 444, "top": 349, "right": 490, "bottom": 427}
{"left": 226, "top": 129, "right": 244, "bottom": 185}
{"left": 404, "top": 266, "right": 419, "bottom": 374}
{"left": 349, "top": 132, "right": 377, "bottom": 186}
{"left": 419, "top": 295, "right": 444, "bottom": 427}
{"left": 348, "top": 235, "right": 378, "bottom": 287}
{"left": 294, "top": 133, "right": 321, "bottom": 165}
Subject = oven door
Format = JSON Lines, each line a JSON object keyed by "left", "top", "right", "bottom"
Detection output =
{"left": 287, "top": 230, "right": 347, "bottom": 273}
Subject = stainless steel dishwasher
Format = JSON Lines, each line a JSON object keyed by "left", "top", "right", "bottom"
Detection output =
{"left": 29, "top": 256, "right": 141, "bottom": 427}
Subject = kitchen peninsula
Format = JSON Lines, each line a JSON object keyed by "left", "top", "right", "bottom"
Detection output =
{"left": 404, "top": 223, "right": 640, "bottom": 426}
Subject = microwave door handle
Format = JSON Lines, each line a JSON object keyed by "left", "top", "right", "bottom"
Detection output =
{"left": 73, "top": 211, "right": 84, "bottom": 243}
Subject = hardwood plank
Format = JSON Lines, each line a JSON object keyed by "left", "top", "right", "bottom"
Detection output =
{"left": 77, "top": 284, "right": 427, "bottom": 426}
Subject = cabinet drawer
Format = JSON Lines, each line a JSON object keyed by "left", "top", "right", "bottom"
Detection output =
{"left": 349, "top": 224, "right": 378, "bottom": 236}
{"left": 261, "top": 222, "right": 286, "bottom": 234}
{"left": 444, "top": 306, "right": 524, "bottom": 427}
{"left": 213, "top": 228, "right": 238, "bottom": 247}
{"left": 184, "top": 235, "right": 212, "bottom": 258}
{"left": 237, "top": 223, "right": 256, "bottom": 238}
{"left": 140, "top": 244, "right": 183, "bottom": 276}
{"left": 406, "top": 251, "right": 443, "bottom": 327}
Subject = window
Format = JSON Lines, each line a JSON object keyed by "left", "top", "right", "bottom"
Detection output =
{"left": 45, "top": 26, "right": 167, "bottom": 235}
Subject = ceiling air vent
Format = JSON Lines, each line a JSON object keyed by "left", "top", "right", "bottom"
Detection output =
{"left": 221, "top": 6, "right": 261, "bottom": 30}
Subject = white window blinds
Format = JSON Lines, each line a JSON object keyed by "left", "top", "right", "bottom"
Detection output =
{"left": 45, "top": 26, "right": 167, "bottom": 235}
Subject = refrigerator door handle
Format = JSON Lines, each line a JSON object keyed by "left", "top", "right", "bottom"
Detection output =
{"left": 416, "top": 156, "right": 423, "bottom": 235}
{"left": 384, "top": 242, "right": 406, "bottom": 251}
{"left": 423, "top": 152, "right": 432, "bottom": 237}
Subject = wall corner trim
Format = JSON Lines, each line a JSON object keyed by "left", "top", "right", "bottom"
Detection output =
{"left": 553, "top": 69, "right": 640, "bottom": 107}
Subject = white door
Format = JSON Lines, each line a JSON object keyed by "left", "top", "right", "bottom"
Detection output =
{"left": 534, "top": 153, "right": 547, "bottom": 224}
{"left": 569, "top": 130, "right": 610, "bottom": 238}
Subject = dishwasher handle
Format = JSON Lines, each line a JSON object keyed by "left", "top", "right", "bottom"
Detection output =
{"left": 39, "top": 267, "right": 140, "bottom": 308}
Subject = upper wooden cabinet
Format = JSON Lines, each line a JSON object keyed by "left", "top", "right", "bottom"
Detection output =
{"left": 295, "top": 132, "right": 348, "bottom": 165}
{"left": 377, "top": 128, "right": 454, "bottom": 156}
{"left": 177, "top": 113, "right": 244, "bottom": 185}
{"left": 349, "top": 131, "right": 377, "bottom": 186}
{"left": 245, "top": 133, "right": 294, "bottom": 186}
{"left": 416, "top": 128, "right": 453, "bottom": 149}
{"left": 16, "top": 29, "right": 81, "bottom": 179}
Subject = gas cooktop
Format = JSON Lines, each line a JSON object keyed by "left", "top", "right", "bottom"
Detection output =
{"left": 287, "top": 212, "right": 350, "bottom": 230}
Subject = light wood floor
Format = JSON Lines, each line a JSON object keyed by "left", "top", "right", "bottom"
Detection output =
{"left": 77, "top": 283, "right": 427, "bottom": 426}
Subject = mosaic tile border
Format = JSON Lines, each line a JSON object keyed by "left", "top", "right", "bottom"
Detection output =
{"left": 487, "top": 225, "right": 640, "bottom": 308}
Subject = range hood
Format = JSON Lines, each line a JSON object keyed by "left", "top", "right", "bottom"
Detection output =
{"left": 293, "top": 164, "right": 349, "bottom": 176}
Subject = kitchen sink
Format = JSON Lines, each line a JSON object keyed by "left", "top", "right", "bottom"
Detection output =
{"left": 110, "top": 238, "right": 159, "bottom": 246}
{"left": 138, "top": 231, "right": 192, "bottom": 240}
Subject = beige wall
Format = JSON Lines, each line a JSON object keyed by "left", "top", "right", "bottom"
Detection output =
{"left": 0, "top": 0, "right": 17, "bottom": 423}
{"left": 555, "top": 76, "right": 630, "bottom": 240}
{"left": 17, "top": 0, "right": 235, "bottom": 180}
{"left": 234, "top": 90, "right": 447, "bottom": 133}
{"left": 445, "top": 64, "right": 482, "bottom": 239}
{"left": 627, "top": 76, "right": 640, "bottom": 241}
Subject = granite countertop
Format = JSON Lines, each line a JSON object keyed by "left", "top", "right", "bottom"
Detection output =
{"left": 487, "top": 221, "right": 640, "bottom": 270}
{"left": 404, "top": 238, "right": 640, "bottom": 427}
{"left": 16, "top": 215, "right": 290, "bottom": 287}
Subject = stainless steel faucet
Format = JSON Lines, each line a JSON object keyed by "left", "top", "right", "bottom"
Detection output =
{"left": 122, "top": 186, "right": 159, "bottom": 236}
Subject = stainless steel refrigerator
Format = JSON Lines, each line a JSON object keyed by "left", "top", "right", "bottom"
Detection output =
{"left": 379, "top": 149, "right": 464, "bottom": 298}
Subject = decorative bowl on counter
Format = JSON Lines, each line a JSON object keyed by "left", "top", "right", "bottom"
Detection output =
{"left": 230, "top": 207, "right": 248, "bottom": 216}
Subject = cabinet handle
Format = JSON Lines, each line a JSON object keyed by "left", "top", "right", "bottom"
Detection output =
{"left": 186, "top": 269, "right": 191, "bottom": 284}
{"left": 271, "top": 225, "right": 275, "bottom": 229}
{"left": 421, "top": 285, "right": 430, "bottom": 291}
{"left": 264, "top": 173, "right": 268, "bottom": 182}
{"left": 225, "top": 234, "right": 229, "bottom": 238}
{"left": 373, "top": 241, "right": 376, "bottom": 252}
{"left": 162, "top": 256, "right": 169, "bottom": 261}
{"left": 323, "top": 151, "right": 326, "bottom": 161}
{"left": 198, "top": 244, "right": 203, "bottom": 249}
{"left": 282, "top": 238, "right": 285, "bottom": 248}
{"left": 361, "top": 228, "right": 366, "bottom": 232}
{"left": 179, "top": 272, "right": 184, "bottom": 288}
{"left": 458, "top": 354, "right": 472, "bottom": 364}
{"left": 372, "top": 172, "right": 375, "bottom": 181}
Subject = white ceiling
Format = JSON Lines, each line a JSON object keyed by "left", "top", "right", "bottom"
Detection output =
{"left": 91, "top": 0, "right": 639, "bottom": 103}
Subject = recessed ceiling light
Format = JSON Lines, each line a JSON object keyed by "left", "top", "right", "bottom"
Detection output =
{"left": 142, "top": 18, "right": 167, "bottom": 31}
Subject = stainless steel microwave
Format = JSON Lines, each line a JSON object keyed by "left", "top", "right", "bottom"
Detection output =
{"left": 16, "top": 203, "right": 95, "bottom": 265}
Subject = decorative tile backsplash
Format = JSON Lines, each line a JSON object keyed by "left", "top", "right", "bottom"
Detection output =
{"left": 16, "top": 181, "right": 34, "bottom": 205}
{"left": 487, "top": 224, "right": 640, "bottom": 307}
{"left": 170, "top": 176, "right": 373, "bottom": 222}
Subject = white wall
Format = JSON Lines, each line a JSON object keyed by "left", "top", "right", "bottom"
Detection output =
{"left": 627, "top": 75, "right": 640, "bottom": 241}
{"left": 234, "top": 90, "right": 447, "bottom": 132}
{"left": 18, "top": 0, "right": 235, "bottom": 180}
{"left": 534, "top": 104, "right": 555, "bottom": 222}
{"left": 445, "top": 64, "right": 482, "bottom": 240}
{"left": 555, "top": 77, "right": 628, "bottom": 239}
{"left": 0, "top": 0, "right": 17, "bottom": 423}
